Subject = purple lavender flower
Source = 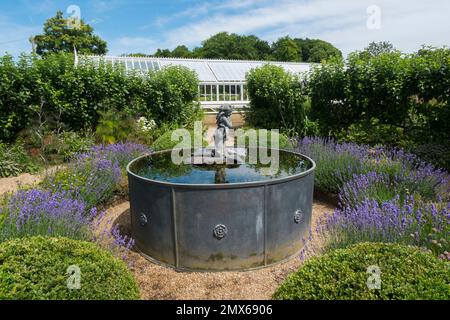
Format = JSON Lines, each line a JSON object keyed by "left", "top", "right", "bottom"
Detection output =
{"left": 1, "top": 189, "right": 94, "bottom": 241}
{"left": 316, "top": 196, "right": 450, "bottom": 257}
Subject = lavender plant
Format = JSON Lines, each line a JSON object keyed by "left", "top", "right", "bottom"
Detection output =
{"left": 0, "top": 189, "right": 135, "bottom": 261}
{"left": 339, "top": 170, "right": 448, "bottom": 208}
{"left": 43, "top": 156, "right": 122, "bottom": 209}
{"left": 0, "top": 189, "right": 96, "bottom": 241}
{"left": 76, "top": 142, "right": 150, "bottom": 169}
{"left": 315, "top": 196, "right": 450, "bottom": 259}
{"left": 297, "top": 137, "right": 449, "bottom": 200}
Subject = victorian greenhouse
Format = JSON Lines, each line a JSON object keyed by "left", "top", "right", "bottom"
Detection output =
{"left": 79, "top": 55, "right": 314, "bottom": 112}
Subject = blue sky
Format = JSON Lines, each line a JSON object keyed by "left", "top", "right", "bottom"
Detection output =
{"left": 1, "top": 0, "right": 449, "bottom": 57}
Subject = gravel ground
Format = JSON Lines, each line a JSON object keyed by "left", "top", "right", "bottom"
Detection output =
{"left": 0, "top": 166, "right": 63, "bottom": 197}
{"left": 106, "top": 200, "right": 334, "bottom": 300}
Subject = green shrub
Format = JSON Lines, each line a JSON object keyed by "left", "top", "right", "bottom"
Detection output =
{"left": 273, "top": 243, "right": 450, "bottom": 300}
{"left": 0, "top": 236, "right": 139, "bottom": 300}
{"left": 246, "top": 64, "right": 308, "bottom": 136}
{"left": 308, "top": 47, "right": 450, "bottom": 152}
{"left": 408, "top": 142, "right": 450, "bottom": 172}
{"left": 0, "top": 54, "right": 33, "bottom": 141}
{"left": 95, "top": 109, "right": 137, "bottom": 144}
{"left": 0, "top": 53, "right": 200, "bottom": 141}
{"left": 151, "top": 127, "right": 208, "bottom": 151}
{"left": 0, "top": 141, "right": 38, "bottom": 177}
{"left": 144, "top": 65, "right": 201, "bottom": 125}
{"left": 42, "top": 156, "right": 121, "bottom": 209}
{"left": 42, "top": 131, "right": 95, "bottom": 162}
{"left": 235, "top": 127, "right": 294, "bottom": 150}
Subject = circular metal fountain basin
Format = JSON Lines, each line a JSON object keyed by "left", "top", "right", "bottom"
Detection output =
{"left": 126, "top": 148, "right": 315, "bottom": 271}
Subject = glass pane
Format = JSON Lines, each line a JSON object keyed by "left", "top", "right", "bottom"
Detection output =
{"left": 211, "top": 85, "right": 216, "bottom": 101}
{"left": 140, "top": 61, "right": 147, "bottom": 71}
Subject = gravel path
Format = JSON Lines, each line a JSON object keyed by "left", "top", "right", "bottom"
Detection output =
{"left": 106, "top": 200, "right": 334, "bottom": 300}
{"left": 0, "top": 166, "right": 63, "bottom": 196}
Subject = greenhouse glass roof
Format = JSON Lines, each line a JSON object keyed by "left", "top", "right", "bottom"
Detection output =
{"left": 80, "top": 56, "right": 314, "bottom": 83}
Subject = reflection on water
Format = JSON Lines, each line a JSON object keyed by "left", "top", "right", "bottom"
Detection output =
{"left": 130, "top": 149, "right": 311, "bottom": 184}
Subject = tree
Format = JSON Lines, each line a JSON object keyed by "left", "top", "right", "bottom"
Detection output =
{"left": 294, "top": 38, "right": 342, "bottom": 62}
{"left": 33, "top": 11, "right": 107, "bottom": 56}
{"left": 271, "top": 36, "right": 301, "bottom": 62}
{"left": 362, "top": 41, "right": 397, "bottom": 57}
{"left": 171, "top": 45, "right": 192, "bottom": 58}
{"left": 153, "top": 48, "right": 172, "bottom": 57}
{"left": 195, "top": 32, "right": 270, "bottom": 60}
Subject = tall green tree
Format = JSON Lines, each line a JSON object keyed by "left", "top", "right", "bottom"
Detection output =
{"left": 271, "top": 36, "right": 301, "bottom": 62}
{"left": 294, "top": 38, "right": 342, "bottom": 62}
{"left": 171, "top": 45, "right": 192, "bottom": 58}
{"left": 188, "top": 32, "right": 270, "bottom": 60}
{"left": 33, "top": 11, "right": 107, "bottom": 56}
{"left": 153, "top": 48, "right": 172, "bottom": 57}
{"left": 361, "top": 41, "right": 397, "bottom": 58}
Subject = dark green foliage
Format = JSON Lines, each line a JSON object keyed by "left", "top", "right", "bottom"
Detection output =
{"left": 273, "top": 243, "right": 450, "bottom": 300}
{"left": 0, "top": 141, "right": 38, "bottom": 177}
{"left": 246, "top": 64, "right": 308, "bottom": 135}
{"left": 408, "top": 142, "right": 450, "bottom": 171}
{"left": 95, "top": 109, "right": 136, "bottom": 144}
{"left": 0, "top": 236, "right": 139, "bottom": 300}
{"left": 294, "top": 38, "right": 343, "bottom": 62}
{"left": 33, "top": 11, "right": 107, "bottom": 56}
{"left": 0, "top": 53, "right": 200, "bottom": 142}
{"left": 144, "top": 65, "right": 201, "bottom": 125}
{"left": 360, "top": 41, "right": 397, "bottom": 58}
{"left": 150, "top": 33, "right": 340, "bottom": 62}
{"left": 196, "top": 32, "right": 272, "bottom": 60}
{"left": 0, "top": 55, "right": 33, "bottom": 141}
{"left": 42, "top": 131, "right": 96, "bottom": 162}
{"left": 271, "top": 36, "right": 301, "bottom": 62}
{"left": 308, "top": 47, "right": 450, "bottom": 167}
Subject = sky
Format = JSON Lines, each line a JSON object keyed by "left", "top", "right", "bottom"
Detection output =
{"left": 0, "top": 0, "right": 449, "bottom": 58}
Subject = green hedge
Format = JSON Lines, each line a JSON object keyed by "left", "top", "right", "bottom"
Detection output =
{"left": 0, "top": 236, "right": 140, "bottom": 300}
{"left": 245, "top": 64, "right": 308, "bottom": 136}
{"left": 308, "top": 47, "right": 450, "bottom": 150}
{"left": 0, "top": 53, "right": 200, "bottom": 142}
{"left": 273, "top": 243, "right": 450, "bottom": 300}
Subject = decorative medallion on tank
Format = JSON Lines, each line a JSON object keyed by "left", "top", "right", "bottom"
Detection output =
{"left": 139, "top": 212, "right": 148, "bottom": 226}
{"left": 213, "top": 224, "right": 228, "bottom": 240}
{"left": 294, "top": 209, "right": 304, "bottom": 224}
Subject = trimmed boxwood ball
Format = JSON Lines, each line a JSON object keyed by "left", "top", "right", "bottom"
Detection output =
{"left": 0, "top": 236, "right": 140, "bottom": 300}
{"left": 273, "top": 243, "right": 450, "bottom": 300}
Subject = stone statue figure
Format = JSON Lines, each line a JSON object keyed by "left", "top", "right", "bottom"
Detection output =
{"left": 212, "top": 105, "right": 233, "bottom": 158}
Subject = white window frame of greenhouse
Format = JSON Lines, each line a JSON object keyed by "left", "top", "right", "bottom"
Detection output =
{"left": 77, "top": 55, "right": 314, "bottom": 113}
